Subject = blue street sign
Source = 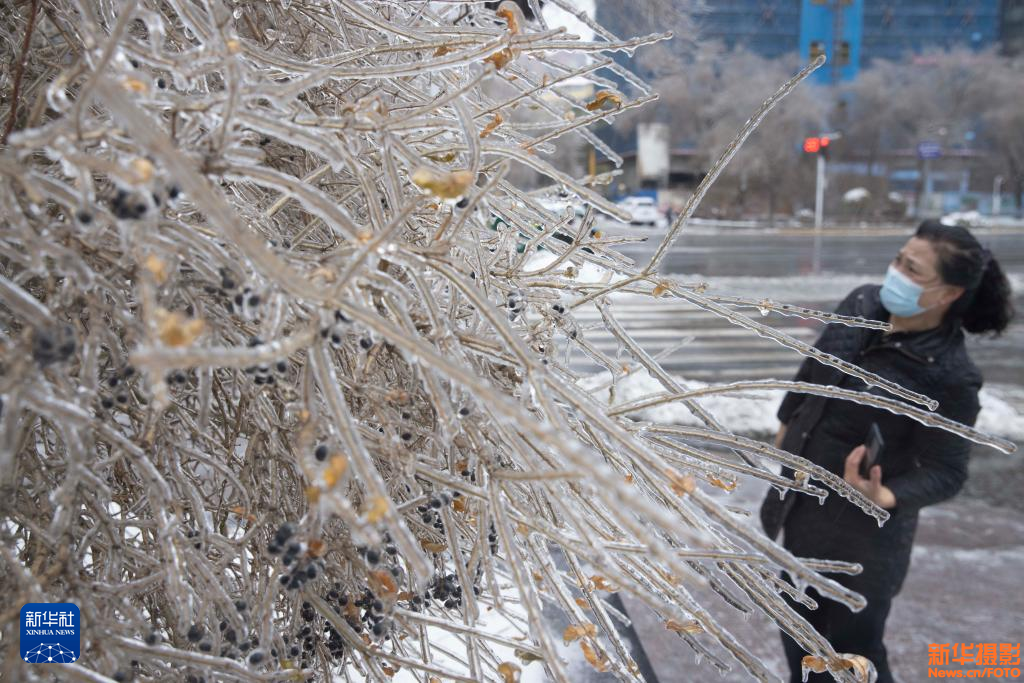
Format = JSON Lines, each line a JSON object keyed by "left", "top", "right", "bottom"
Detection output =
{"left": 917, "top": 141, "right": 942, "bottom": 159}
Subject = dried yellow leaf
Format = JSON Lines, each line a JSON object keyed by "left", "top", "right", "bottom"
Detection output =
{"left": 421, "top": 539, "right": 446, "bottom": 553}
{"left": 665, "top": 618, "right": 703, "bottom": 634}
{"left": 369, "top": 569, "right": 398, "bottom": 597}
{"left": 580, "top": 641, "right": 609, "bottom": 672}
{"left": 425, "top": 150, "right": 458, "bottom": 163}
{"left": 131, "top": 158, "right": 155, "bottom": 184}
{"left": 497, "top": 661, "right": 521, "bottom": 683}
{"left": 707, "top": 474, "right": 737, "bottom": 492}
{"left": 480, "top": 113, "right": 503, "bottom": 138}
{"left": 801, "top": 656, "right": 827, "bottom": 675}
{"left": 585, "top": 90, "right": 623, "bottom": 112}
{"left": 310, "top": 267, "right": 337, "bottom": 283}
{"left": 433, "top": 45, "right": 453, "bottom": 57}
{"left": 385, "top": 389, "right": 409, "bottom": 404}
{"left": 122, "top": 77, "right": 148, "bottom": 94}
{"left": 562, "top": 623, "right": 597, "bottom": 644}
{"left": 365, "top": 495, "right": 389, "bottom": 523}
{"left": 652, "top": 281, "right": 670, "bottom": 297}
{"left": 229, "top": 505, "right": 256, "bottom": 523}
{"left": 380, "top": 664, "right": 398, "bottom": 677}
{"left": 452, "top": 497, "right": 467, "bottom": 513}
{"left": 411, "top": 167, "right": 474, "bottom": 199}
{"left": 143, "top": 254, "right": 168, "bottom": 284}
{"left": 323, "top": 454, "right": 348, "bottom": 487}
{"left": 668, "top": 471, "right": 696, "bottom": 496}
{"left": 514, "top": 648, "right": 544, "bottom": 663}
{"left": 816, "top": 654, "right": 874, "bottom": 681}
{"left": 574, "top": 597, "right": 590, "bottom": 610}
{"left": 226, "top": 38, "right": 241, "bottom": 54}
{"left": 306, "top": 539, "right": 325, "bottom": 558}
{"left": 590, "top": 575, "right": 618, "bottom": 592}
{"left": 155, "top": 308, "right": 204, "bottom": 347}
{"left": 496, "top": 1, "right": 524, "bottom": 34}
{"left": 305, "top": 485, "right": 321, "bottom": 504}
{"left": 484, "top": 48, "right": 515, "bottom": 70}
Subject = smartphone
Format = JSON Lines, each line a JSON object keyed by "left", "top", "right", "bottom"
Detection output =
{"left": 860, "top": 423, "right": 885, "bottom": 478}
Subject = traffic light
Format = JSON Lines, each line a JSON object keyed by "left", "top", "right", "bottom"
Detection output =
{"left": 803, "top": 136, "right": 831, "bottom": 157}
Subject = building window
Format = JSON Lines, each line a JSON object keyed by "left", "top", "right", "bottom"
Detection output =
{"left": 836, "top": 40, "right": 850, "bottom": 65}
{"left": 809, "top": 41, "right": 826, "bottom": 60}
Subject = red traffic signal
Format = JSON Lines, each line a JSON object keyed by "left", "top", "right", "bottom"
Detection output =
{"left": 803, "top": 136, "right": 831, "bottom": 153}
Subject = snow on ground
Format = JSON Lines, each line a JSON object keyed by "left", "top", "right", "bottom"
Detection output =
{"left": 579, "top": 369, "right": 1024, "bottom": 442}
{"left": 342, "top": 588, "right": 553, "bottom": 683}
{"left": 843, "top": 187, "right": 871, "bottom": 203}
{"left": 942, "top": 211, "right": 1024, "bottom": 230}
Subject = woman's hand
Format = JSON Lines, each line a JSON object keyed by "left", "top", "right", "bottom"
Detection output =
{"left": 843, "top": 445, "right": 897, "bottom": 510}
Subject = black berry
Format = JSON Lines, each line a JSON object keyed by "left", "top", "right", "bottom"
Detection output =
{"left": 186, "top": 624, "right": 204, "bottom": 643}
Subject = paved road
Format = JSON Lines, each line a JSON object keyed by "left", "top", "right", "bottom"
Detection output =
{"left": 605, "top": 225, "right": 1024, "bottom": 277}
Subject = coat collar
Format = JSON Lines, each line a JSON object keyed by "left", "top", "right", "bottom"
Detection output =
{"left": 858, "top": 284, "right": 964, "bottom": 365}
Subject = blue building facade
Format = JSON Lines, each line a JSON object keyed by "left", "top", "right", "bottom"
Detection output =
{"left": 695, "top": 0, "right": 1003, "bottom": 84}
{"left": 695, "top": 1, "right": 802, "bottom": 58}
{"left": 800, "top": 0, "right": 864, "bottom": 83}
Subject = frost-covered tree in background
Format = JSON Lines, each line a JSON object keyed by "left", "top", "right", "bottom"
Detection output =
{"left": 0, "top": 2, "right": 1015, "bottom": 682}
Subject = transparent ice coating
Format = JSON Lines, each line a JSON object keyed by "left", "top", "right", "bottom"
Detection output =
{"left": 0, "top": 2, "right": 1013, "bottom": 683}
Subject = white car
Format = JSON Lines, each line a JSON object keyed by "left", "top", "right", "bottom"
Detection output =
{"left": 617, "top": 196, "right": 667, "bottom": 230}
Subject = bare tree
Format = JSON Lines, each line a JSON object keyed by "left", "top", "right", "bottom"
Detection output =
{"left": 701, "top": 50, "right": 826, "bottom": 223}
{"left": 972, "top": 55, "right": 1024, "bottom": 216}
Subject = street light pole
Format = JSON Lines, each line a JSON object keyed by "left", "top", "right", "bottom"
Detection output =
{"left": 803, "top": 132, "right": 839, "bottom": 275}
{"left": 993, "top": 175, "right": 1004, "bottom": 216}
{"left": 813, "top": 152, "right": 825, "bottom": 274}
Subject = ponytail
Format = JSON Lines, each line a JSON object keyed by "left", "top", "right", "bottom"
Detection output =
{"left": 961, "top": 251, "right": 1014, "bottom": 336}
{"left": 914, "top": 220, "right": 1016, "bottom": 337}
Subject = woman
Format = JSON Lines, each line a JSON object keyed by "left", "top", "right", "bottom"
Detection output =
{"left": 759, "top": 220, "right": 1015, "bottom": 682}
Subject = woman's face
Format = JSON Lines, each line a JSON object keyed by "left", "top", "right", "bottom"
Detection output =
{"left": 891, "top": 237, "right": 963, "bottom": 310}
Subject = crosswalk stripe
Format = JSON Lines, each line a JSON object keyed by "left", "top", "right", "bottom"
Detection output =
{"left": 559, "top": 293, "right": 841, "bottom": 382}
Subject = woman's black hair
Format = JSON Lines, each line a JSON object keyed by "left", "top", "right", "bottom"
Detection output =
{"left": 914, "top": 220, "right": 1015, "bottom": 336}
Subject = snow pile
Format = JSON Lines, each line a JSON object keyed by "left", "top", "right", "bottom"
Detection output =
{"left": 942, "top": 211, "right": 1024, "bottom": 230}
{"left": 581, "top": 370, "right": 1024, "bottom": 442}
{"left": 843, "top": 187, "right": 871, "bottom": 203}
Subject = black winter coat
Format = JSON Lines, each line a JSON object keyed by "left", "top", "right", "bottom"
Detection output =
{"left": 759, "top": 283, "right": 982, "bottom": 599}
